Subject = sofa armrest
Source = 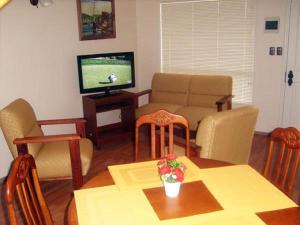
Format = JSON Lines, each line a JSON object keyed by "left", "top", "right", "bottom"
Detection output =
{"left": 37, "top": 118, "right": 87, "bottom": 138}
{"left": 135, "top": 89, "right": 152, "bottom": 97}
{"left": 134, "top": 89, "right": 152, "bottom": 108}
{"left": 216, "top": 95, "right": 234, "bottom": 112}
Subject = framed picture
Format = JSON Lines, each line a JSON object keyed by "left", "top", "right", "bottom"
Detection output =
{"left": 76, "top": 0, "right": 116, "bottom": 41}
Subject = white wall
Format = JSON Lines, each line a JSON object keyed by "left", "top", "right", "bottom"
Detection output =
{"left": 135, "top": 0, "right": 161, "bottom": 106}
{"left": 0, "top": 0, "right": 160, "bottom": 178}
{"left": 253, "top": 0, "right": 289, "bottom": 133}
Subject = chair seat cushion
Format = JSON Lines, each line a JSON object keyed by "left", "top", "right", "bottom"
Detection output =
{"left": 175, "top": 107, "right": 217, "bottom": 130}
{"left": 35, "top": 138, "right": 93, "bottom": 179}
{"left": 135, "top": 103, "right": 182, "bottom": 119}
{"left": 165, "top": 139, "right": 196, "bottom": 157}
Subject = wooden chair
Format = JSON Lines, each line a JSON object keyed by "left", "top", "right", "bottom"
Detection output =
{"left": 135, "top": 110, "right": 190, "bottom": 160}
{"left": 263, "top": 127, "right": 300, "bottom": 197}
{"left": 0, "top": 98, "right": 93, "bottom": 190}
{"left": 5, "top": 154, "right": 54, "bottom": 225}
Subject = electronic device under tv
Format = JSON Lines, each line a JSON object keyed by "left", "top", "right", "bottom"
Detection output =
{"left": 77, "top": 51, "right": 135, "bottom": 97}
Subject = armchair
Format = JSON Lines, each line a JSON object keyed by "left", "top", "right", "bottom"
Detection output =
{"left": 0, "top": 98, "right": 93, "bottom": 190}
{"left": 195, "top": 106, "right": 258, "bottom": 164}
{"left": 172, "top": 106, "right": 258, "bottom": 164}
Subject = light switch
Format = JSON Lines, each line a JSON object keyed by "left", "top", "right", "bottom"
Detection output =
{"left": 269, "top": 47, "right": 275, "bottom": 55}
{"left": 277, "top": 47, "right": 283, "bottom": 55}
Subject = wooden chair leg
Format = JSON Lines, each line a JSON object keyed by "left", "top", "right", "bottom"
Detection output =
{"left": 69, "top": 140, "right": 83, "bottom": 190}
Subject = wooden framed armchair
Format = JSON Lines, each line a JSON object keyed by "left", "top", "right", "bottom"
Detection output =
{"left": 172, "top": 106, "right": 258, "bottom": 164}
{"left": 0, "top": 98, "right": 93, "bottom": 190}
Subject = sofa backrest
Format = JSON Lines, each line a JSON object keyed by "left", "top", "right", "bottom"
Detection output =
{"left": 188, "top": 75, "right": 232, "bottom": 108}
{"left": 150, "top": 73, "right": 191, "bottom": 105}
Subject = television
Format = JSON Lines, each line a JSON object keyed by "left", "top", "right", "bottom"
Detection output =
{"left": 77, "top": 51, "right": 135, "bottom": 96}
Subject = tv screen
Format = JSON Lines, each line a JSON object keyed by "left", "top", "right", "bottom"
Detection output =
{"left": 77, "top": 52, "right": 135, "bottom": 95}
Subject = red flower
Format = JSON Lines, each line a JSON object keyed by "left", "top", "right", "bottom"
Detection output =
{"left": 159, "top": 165, "right": 171, "bottom": 175}
{"left": 157, "top": 158, "right": 166, "bottom": 167}
{"left": 166, "top": 154, "right": 177, "bottom": 161}
{"left": 173, "top": 168, "right": 184, "bottom": 182}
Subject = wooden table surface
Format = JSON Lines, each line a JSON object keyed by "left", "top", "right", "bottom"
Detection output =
{"left": 67, "top": 157, "right": 300, "bottom": 225}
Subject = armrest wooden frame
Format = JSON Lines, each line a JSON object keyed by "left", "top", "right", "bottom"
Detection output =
{"left": 216, "top": 95, "right": 234, "bottom": 112}
{"left": 37, "top": 118, "right": 87, "bottom": 138}
{"left": 134, "top": 89, "right": 152, "bottom": 108}
{"left": 14, "top": 134, "right": 83, "bottom": 190}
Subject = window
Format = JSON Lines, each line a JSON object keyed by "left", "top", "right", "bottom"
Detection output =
{"left": 161, "top": 0, "right": 256, "bottom": 103}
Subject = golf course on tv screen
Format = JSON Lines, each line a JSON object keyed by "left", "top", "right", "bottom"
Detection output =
{"left": 81, "top": 57, "right": 132, "bottom": 89}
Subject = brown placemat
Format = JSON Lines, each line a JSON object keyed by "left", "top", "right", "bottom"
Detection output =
{"left": 143, "top": 181, "right": 223, "bottom": 220}
{"left": 256, "top": 207, "right": 300, "bottom": 225}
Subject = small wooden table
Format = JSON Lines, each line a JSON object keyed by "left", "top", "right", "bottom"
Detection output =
{"left": 67, "top": 157, "right": 300, "bottom": 225}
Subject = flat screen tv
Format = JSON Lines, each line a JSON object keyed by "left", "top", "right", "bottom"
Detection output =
{"left": 77, "top": 52, "right": 135, "bottom": 96}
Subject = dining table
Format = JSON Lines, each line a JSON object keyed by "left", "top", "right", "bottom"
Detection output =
{"left": 67, "top": 156, "right": 300, "bottom": 225}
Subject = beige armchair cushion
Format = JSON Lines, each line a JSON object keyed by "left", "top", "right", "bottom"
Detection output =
{"left": 36, "top": 139, "right": 93, "bottom": 178}
{"left": 0, "top": 99, "right": 44, "bottom": 158}
{"left": 188, "top": 75, "right": 232, "bottom": 107}
{"left": 150, "top": 73, "right": 191, "bottom": 105}
{"left": 196, "top": 106, "right": 258, "bottom": 164}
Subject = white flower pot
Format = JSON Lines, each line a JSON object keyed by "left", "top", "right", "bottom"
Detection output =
{"left": 163, "top": 181, "right": 181, "bottom": 198}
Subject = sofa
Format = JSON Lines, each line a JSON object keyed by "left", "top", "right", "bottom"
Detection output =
{"left": 135, "top": 73, "right": 233, "bottom": 131}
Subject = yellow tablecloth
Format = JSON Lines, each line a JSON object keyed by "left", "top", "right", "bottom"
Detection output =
{"left": 108, "top": 156, "right": 202, "bottom": 190}
{"left": 75, "top": 157, "right": 297, "bottom": 225}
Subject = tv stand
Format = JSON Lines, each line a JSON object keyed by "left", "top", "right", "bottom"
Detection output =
{"left": 89, "top": 91, "right": 121, "bottom": 100}
{"left": 82, "top": 90, "right": 136, "bottom": 148}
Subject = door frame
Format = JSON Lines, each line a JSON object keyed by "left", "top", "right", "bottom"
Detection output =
{"left": 280, "top": 0, "right": 295, "bottom": 127}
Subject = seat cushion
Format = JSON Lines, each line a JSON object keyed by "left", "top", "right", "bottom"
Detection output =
{"left": 35, "top": 138, "right": 93, "bottom": 179}
{"left": 165, "top": 139, "right": 196, "bottom": 157}
{"left": 175, "top": 106, "right": 217, "bottom": 130}
{"left": 135, "top": 103, "right": 182, "bottom": 119}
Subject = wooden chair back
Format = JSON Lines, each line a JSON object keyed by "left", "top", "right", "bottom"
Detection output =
{"left": 5, "top": 154, "right": 54, "bottom": 225}
{"left": 263, "top": 127, "right": 300, "bottom": 197}
{"left": 135, "top": 110, "right": 190, "bottom": 160}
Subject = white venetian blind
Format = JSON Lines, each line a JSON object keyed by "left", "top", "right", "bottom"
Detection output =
{"left": 161, "top": 0, "right": 256, "bottom": 103}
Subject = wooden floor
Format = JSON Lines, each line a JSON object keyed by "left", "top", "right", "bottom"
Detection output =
{"left": 0, "top": 133, "right": 298, "bottom": 225}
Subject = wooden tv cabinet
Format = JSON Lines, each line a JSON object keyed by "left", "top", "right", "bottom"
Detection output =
{"left": 82, "top": 91, "right": 136, "bottom": 148}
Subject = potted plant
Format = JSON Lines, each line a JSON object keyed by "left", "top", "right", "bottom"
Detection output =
{"left": 157, "top": 154, "right": 186, "bottom": 198}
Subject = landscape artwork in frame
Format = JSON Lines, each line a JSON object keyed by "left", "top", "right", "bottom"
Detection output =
{"left": 76, "top": 0, "right": 116, "bottom": 40}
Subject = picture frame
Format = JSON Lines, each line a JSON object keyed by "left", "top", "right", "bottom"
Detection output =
{"left": 76, "top": 0, "right": 116, "bottom": 41}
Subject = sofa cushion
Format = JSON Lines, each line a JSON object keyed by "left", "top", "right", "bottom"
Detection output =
{"left": 150, "top": 73, "right": 191, "bottom": 105}
{"left": 135, "top": 103, "right": 182, "bottom": 119}
{"left": 35, "top": 138, "right": 93, "bottom": 178}
{"left": 175, "top": 106, "right": 217, "bottom": 130}
{"left": 188, "top": 75, "right": 232, "bottom": 107}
